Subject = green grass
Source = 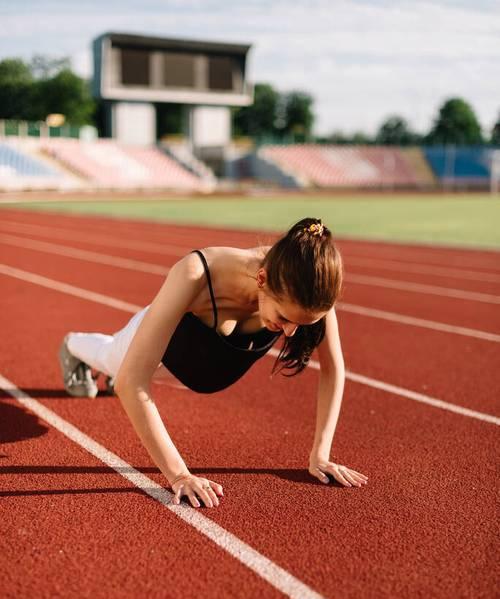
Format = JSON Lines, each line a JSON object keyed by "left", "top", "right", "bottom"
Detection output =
{"left": 3, "top": 193, "right": 499, "bottom": 249}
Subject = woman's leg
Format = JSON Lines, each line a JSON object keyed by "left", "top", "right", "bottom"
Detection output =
{"left": 67, "top": 305, "right": 150, "bottom": 378}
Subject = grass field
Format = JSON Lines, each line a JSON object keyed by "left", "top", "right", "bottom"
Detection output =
{"left": 3, "top": 193, "right": 499, "bottom": 249}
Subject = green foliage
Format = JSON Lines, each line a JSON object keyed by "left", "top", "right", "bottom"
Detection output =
{"left": 426, "top": 98, "right": 483, "bottom": 145}
{"left": 0, "top": 58, "right": 33, "bottom": 84}
{"left": 0, "top": 56, "right": 95, "bottom": 125}
{"left": 375, "top": 115, "right": 421, "bottom": 146}
{"left": 0, "top": 58, "right": 36, "bottom": 119}
{"left": 233, "top": 83, "right": 280, "bottom": 138}
{"left": 156, "top": 103, "right": 185, "bottom": 138}
{"left": 282, "top": 91, "right": 314, "bottom": 139}
{"left": 33, "top": 69, "right": 95, "bottom": 125}
{"left": 233, "top": 84, "right": 314, "bottom": 141}
{"left": 490, "top": 114, "right": 500, "bottom": 145}
{"left": 321, "top": 130, "right": 374, "bottom": 145}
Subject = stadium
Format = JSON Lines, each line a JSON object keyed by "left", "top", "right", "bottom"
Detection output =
{"left": 1, "top": 6, "right": 499, "bottom": 599}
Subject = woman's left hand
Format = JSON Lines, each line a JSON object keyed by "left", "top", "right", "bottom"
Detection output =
{"left": 309, "top": 455, "right": 368, "bottom": 488}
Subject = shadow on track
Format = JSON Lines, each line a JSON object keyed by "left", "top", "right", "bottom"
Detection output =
{"left": 0, "top": 464, "right": 343, "bottom": 487}
{"left": 0, "top": 400, "right": 48, "bottom": 444}
{"left": 0, "top": 388, "right": 112, "bottom": 399}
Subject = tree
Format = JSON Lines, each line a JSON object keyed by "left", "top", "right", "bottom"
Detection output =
{"left": 233, "top": 83, "right": 280, "bottom": 138}
{"left": 233, "top": 84, "right": 315, "bottom": 141}
{"left": 350, "top": 131, "right": 373, "bottom": 145}
{"left": 282, "top": 91, "right": 314, "bottom": 140}
{"left": 0, "top": 58, "right": 35, "bottom": 119}
{"left": 0, "top": 56, "right": 95, "bottom": 124}
{"left": 491, "top": 114, "right": 500, "bottom": 146}
{"left": 0, "top": 58, "right": 32, "bottom": 84}
{"left": 29, "top": 54, "right": 71, "bottom": 80}
{"left": 426, "top": 98, "right": 483, "bottom": 145}
{"left": 322, "top": 130, "right": 351, "bottom": 145}
{"left": 33, "top": 68, "right": 95, "bottom": 125}
{"left": 375, "top": 115, "right": 420, "bottom": 145}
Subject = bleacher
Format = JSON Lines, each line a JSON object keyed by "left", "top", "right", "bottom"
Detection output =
{"left": 40, "top": 139, "right": 209, "bottom": 191}
{"left": 0, "top": 143, "right": 55, "bottom": 177}
{"left": 0, "top": 141, "right": 74, "bottom": 190}
{"left": 257, "top": 145, "right": 438, "bottom": 189}
{"left": 0, "top": 133, "right": 495, "bottom": 192}
{"left": 424, "top": 147, "right": 493, "bottom": 187}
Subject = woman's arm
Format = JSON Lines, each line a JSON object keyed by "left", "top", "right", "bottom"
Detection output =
{"left": 311, "top": 308, "right": 345, "bottom": 458}
{"left": 114, "top": 253, "right": 223, "bottom": 507}
{"left": 308, "top": 308, "right": 368, "bottom": 488}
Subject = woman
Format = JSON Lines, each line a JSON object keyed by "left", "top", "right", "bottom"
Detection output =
{"left": 59, "top": 217, "right": 368, "bottom": 508}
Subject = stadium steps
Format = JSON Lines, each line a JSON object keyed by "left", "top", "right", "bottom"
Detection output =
{"left": 159, "top": 142, "right": 217, "bottom": 189}
{"left": 400, "top": 148, "right": 437, "bottom": 187}
{"left": 253, "top": 147, "right": 305, "bottom": 188}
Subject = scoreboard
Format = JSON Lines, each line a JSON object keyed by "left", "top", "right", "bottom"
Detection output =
{"left": 93, "top": 32, "right": 253, "bottom": 106}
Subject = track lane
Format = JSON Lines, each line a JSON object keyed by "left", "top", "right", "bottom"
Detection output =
{"left": 0, "top": 394, "right": 287, "bottom": 599}
{"left": 2, "top": 208, "right": 500, "bottom": 274}
{"left": 0, "top": 274, "right": 497, "bottom": 599}
{"left": 2, "top": 223, "right": 499, "bottom": 304}
{"left": 1, "top": 227, "right": 499, "bottom": 336}
{"left": 342, "top": 282, "right": 500, "bottom": 334}
{"left": 1, "top": 240, "right": 499, "bottom": 415}
{"left": 8, "top": 220, "right": 499, "bottom": 293}
{"left": 0, "top": 244, "right": 161, "bottom": 309}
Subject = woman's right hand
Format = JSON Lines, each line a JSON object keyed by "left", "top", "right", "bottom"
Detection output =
{"left": 171, "top": 473, "right": 224, "bottom": 508}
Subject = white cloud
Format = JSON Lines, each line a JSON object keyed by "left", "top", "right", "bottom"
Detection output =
{"left": 0, "top": 0, "right": 499, "bottom": 135}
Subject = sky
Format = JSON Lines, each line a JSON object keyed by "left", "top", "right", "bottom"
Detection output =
{"left": 1, "top": 0, "right": 499, "bottom": 136}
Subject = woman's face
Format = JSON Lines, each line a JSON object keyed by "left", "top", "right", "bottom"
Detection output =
{"left": 258, "top": 282, "right": 327, "bottom": 337}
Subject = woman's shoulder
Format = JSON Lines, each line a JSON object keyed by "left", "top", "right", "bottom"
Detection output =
{"left": 187, "top": 246, "right": 270, "bottom": 295}
{"left": 190, "top": 245, "right": 270, "bottom": 268}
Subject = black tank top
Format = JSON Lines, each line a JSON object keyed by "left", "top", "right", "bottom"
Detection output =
{"left": 161, "top": 250, "right": 281, "bottom": 393}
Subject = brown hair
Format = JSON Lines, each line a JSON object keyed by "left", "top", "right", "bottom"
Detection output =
{"left": 261, "top": 217, "right": 343, "bottom": 376}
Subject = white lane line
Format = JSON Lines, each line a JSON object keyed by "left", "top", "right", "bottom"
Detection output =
{"left": 347, "top": 273, "right": 500, "bottom": 305}
{"left": 346, "top": 256, "right": 500, "bottom": 283}
{"left": 0, "top": 264, "right": 141, "bottom": 314}
{"left": 338, "top": 302, "right": 500, "bottom": 343}
{"left": 0, "top": 374, "right": 324, "bottom": 599}
{"left": 3, "top": 220, "right": 499, "bottom": 304}
{"left": 0, "top": 219, "right": 186, "bottom": 256}
{"left": 1, "top": 263, "right": 499, "bottom": 426}
{"left": 4, "top": 218, "right": 500, "bottom": 282}
{"left": 286, "top": 353, "right": 500, "bottom": 427}
{"left": 1, "top": 253, "right": 497, "bottom": 344}
{"left": 0, "top": 233, "right": 170, "bottom": 276}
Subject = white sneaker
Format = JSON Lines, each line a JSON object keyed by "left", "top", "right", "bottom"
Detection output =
{"left": 58, "top": 334, "right": 98, "bottom": 398}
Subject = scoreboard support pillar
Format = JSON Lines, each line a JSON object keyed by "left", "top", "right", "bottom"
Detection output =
{"left": 111, "top": 102, "right": 156, "bottom": 145}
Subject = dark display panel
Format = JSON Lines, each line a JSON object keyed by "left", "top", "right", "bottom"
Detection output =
{"left": 208, "top": 56, "right": 234, "bottom": 91}
{"left": 121, "top": 48, "right": 150, "bottom": 86}
{"left": 163, "top": 52, "right": 196, "bottom": 88}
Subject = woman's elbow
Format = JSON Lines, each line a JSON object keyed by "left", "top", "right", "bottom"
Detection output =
{"left": 320, "top": 357, "right": 345, "bottom": 379}
{"left": 114, "top": 371, "right": 150, "bottom": 400}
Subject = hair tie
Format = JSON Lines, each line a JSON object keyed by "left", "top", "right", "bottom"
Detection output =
{"left": 303, "top": 222, "right": 325, "bottom": 237}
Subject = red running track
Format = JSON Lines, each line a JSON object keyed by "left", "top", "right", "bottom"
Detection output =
{"left": 0, "top": 208, "right": 498, "bottom": 599}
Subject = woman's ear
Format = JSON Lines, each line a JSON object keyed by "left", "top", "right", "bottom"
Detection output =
{"left": 256, "top": 269, "right": 266, "bottom": 289}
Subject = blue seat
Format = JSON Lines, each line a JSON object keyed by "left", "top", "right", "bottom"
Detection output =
{"left": 0, "top": 143, "right": 56, "bottom": 177}
{"left": 424, "top": 147, "right": 492, "bottom": 180}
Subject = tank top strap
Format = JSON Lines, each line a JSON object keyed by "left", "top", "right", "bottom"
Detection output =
{"left": 191, "top": 250, "right": 218, "bottom": 330}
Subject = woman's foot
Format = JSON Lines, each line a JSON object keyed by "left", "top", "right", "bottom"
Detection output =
{"left": 58, "top": 334, "right": 98, "bottom": 398}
